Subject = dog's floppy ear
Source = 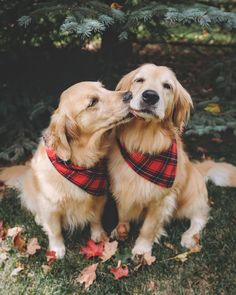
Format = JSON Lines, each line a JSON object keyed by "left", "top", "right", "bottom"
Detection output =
{"left": 116, "top": 69, "right": 137, "bottom": 91}
{"left": 173, "top": 80, "right": 193, "bottom": 131}
{"left": 45, "top": 109, "right": 71, "bottom": 161}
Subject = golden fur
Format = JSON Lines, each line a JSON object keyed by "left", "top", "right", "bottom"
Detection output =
{"left": 108, "top": 64, "right": 236, "bottom": 257}
{"left": 0, "top": 81, "right": 131, "bottom": 258}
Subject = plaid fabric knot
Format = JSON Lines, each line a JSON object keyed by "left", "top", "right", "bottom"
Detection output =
{"left": 45, "top": 147, "right": 107, "bottom": 196}
{"left": 117, "top": 138, "right": 177, "bottom": 188}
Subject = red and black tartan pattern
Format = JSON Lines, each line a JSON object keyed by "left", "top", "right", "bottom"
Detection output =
{"left": 117, "top": 138, "right": 177, "bottom": 188}
{"left": 45, "top": 147, "right": 107, "bottom": 196}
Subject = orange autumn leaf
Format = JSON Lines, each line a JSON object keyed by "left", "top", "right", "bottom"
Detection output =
{"left": 27, "top": 238, "right": 41, "bottom": 255}
{"left": 76, "top": 263, "right": 98, "bottom": 289}
{"left": 110, "top": 261, "right": 129, "bottom": 280}
{"left": 81, "top": 240, "right": 104, "bottom": 259}
{"left": 13, "top": 233, "right": 26, "bottom": 251}
{"left": 111, "top": 2, "right": 123, "bottom": 10}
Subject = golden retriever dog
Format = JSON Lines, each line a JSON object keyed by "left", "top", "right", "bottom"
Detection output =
{"left": 0, "top": 81, "right": 132, "bottom": 258}
{"left": 108, "top": 64, "right": 236, "bottom": 257}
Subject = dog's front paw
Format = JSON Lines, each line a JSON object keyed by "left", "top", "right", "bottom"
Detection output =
{"left": 50, "top": 244, "right": 66, "bottom": 259}
{"left": 110, "top": 223, "right": 130, "bottom": 240}
{"left": 181, "top": 232, "right": 197, "bottom": 249}
{"left": 132, "top": 238, "right": 152, "bottom": 258}
{"left": 91, "top": 228, "right": 108, "bottom": 242}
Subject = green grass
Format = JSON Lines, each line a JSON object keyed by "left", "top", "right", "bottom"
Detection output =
{"left": 0, "top": 171, "right": 236, "bottom": 294}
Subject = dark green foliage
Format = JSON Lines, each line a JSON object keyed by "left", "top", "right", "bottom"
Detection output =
{"left": 0, "top": 1, "right": 235, "bottom": 162}
{"left": 1, "top": 0, "right": 236, "bottom": 50}
{"left": 187, "top": 57, "right": 236, "bottom": 136}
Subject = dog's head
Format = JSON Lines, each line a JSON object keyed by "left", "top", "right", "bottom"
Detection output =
{"left": 116, "top": 64, "right": 193, "bottom": 130}
{"left": 46, "top": 81, "right": 132, "bottom": 161}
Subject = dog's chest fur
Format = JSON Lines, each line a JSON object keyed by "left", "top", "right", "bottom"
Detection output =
{"left": 23, "top": 145, "right": 97, "bottom": 229}
{"left": 108, "top": 143, "right": 172, "bottom": 206}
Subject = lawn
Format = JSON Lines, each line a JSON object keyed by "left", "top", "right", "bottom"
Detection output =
{"left": 0, "top": 44, "right": 236, "bottom": 295}
{"left": 0, "top": 133, "right": 236, "bottom": 295}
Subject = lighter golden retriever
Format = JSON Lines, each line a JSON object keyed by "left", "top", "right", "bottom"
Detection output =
{"left": 0, "top": 81, "right": 132, "bottom": 258}
{"left": 108, "top": 64, "right": 236, "bottom": 257}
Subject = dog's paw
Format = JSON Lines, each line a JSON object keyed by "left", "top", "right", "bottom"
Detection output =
{"left": 132, "top": 238, "right": 152, "bottom": 258}
{"left": 91, "top": 228, "right": 108, "bottom": 243}
{"left": 110, "top": 223, "right": 130, "bottom": 240}
{"left": 50, "top": 244, "right": 66, "bottom": 259}
{"left": 181, "top": 232, "right": 197, "bottom": 249}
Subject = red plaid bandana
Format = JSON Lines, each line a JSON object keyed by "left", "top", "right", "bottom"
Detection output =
{"left": 45, "top": 147, "right": 107, "bottom": 196}
{"left": 117, "top": 138, "right": 177, "bottom": 188}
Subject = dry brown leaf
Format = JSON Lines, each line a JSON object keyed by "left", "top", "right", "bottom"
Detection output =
{"left": 76, "top": 263, "right": 98, "bottom": 289}
{"left": 7, "top": 226, "right": 26, "bottom": 251}
{"left": 143, "top": 252, "right": 156, "bottom": 266}
{"left": 101, "top": 241, "right": 118, "bottom": 262}
{"left": 13, "top": 232, "right": 26, "bottom": 251}
{"left": 42, "top": 264, "right": 52, "bottom": 274}
{"left": 190, "top": 244, "right": 202, "bottom": 253}
{"left": 10, "top": 263, "right": 25, "bottom": 276}
{"left": 27, "top": 238, "right": 41, "bottom": 255}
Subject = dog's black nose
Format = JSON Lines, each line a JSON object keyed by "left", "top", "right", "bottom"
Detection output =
{"left": 123, "top": 91, "right": 133, "bottom": 103}
{"left": 142, "top": 90, "right": 159, "bottom": 105}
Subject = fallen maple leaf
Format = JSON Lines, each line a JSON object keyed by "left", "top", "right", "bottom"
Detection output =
{"left": 143, "top": 252, "right": 156, "bottom": 266}
{"left": 13, "top": 232, "right": 26, "bottom": 252}
{"left": 81, "top": 240, "right": 104, "bottom": 259}
{"left": 101, "top": 241, "right": 118, "bottom": 262}
{"left": 46, "top": 250, "right": 57, "bottom": 265}
{"left": 27, "top": 238, "right": 41, "bottom": 255}
{"left": 110, "top": 260, "right": 129, "bottom": 280}
{"left": 76, "top": 263, "right": 98, "bottom": 289}
{"left": 7, "top": 226, "right": 26, "bottom": 251}
{"left": 10, "top": 262, "right": 25, "bottom": 276}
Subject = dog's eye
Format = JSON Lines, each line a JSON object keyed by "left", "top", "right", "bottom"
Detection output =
{"left": 163, "top": 83, "right": 172, "bottom": 90}
{"left": 88, "top": 98, "right": 98, "bottom": 108}
{"left": 134, "top": 78, "right": 144, "bottom": 83}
